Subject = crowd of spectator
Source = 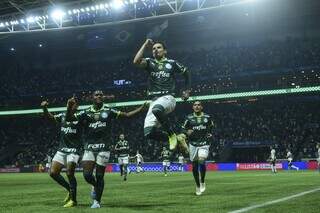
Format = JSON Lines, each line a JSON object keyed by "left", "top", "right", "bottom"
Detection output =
{"left": 1, "top": 38, "right": 320, "bottom": 108}
{"left": 0, "top": 95, "right": 319, "bottom": 166}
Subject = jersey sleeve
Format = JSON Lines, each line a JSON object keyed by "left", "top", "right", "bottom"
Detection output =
{"left": 173, "top": 60, "right": 188, "bottom": 74}
{"left": 74, "top": 110, "right": 90, "bottom": 123}
{"left": 53, "top": 113, "right": 63, "bottom": 123}
{"left": 144, "top": 58, "right": 151, "bottom": 73}
{"left": 109, "top": 108, "right": 121, "bottom": 119}
{"left": 181, "top": 116, "right": 191, "bottom": 132}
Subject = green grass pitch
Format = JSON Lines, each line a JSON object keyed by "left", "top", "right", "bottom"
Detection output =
{"left": 0, "top": 171, "right": 319, "bottom": 213}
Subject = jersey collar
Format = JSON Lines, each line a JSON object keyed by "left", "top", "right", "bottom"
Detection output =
{"left": 90, "top": 104, "right": 106, "bottom": 113}
{"left": 155, "top": 57, "right": 167, "bottom": 64}
{"left": 193, "top": 112, "right": 204, "bottom": 117}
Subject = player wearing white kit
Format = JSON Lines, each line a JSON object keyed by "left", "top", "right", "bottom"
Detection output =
{"left": 269, "top": 146, "right": 277, "bottom": 174}
{"left": 178, "top": 154, "right": 185, "bottom": 172}
{"left": 286, "top": 149, "right": 299, "bottom": 171}
{"left": 131, "top": 151, "right": 144, "bottom": 173}
{"left": 317, "top": 144, "right": 320, "bottom": 172}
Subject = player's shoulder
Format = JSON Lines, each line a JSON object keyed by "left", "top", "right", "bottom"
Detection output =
{"left": 203, "top": 113, "right": 211, "bottom": 118}
{"left": 186, "top": 113, "right": 194, "bottom": 119}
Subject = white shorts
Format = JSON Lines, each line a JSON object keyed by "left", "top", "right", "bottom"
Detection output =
{"left": 52, "top": 151, "right": 80, "bottom": 166}
{"left": 144, "top": 95, "right": 176, "bottom": 128}
{"left": 118, "top": 156, "right": 129, "bottom": 165}
{"left": 82, "top": 150, "right": 110, "bottom": 167}
{"left": 163, "top": 161, "right": 170, "bottom": 167}
{"left": 189, "top": 144, "right": 210, "bottom": 162}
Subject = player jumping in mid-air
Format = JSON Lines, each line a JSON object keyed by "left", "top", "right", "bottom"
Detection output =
{"left": 161, "top": 147, "right": 171, "bottom": 176}
{"left": 41, "top": 99, "right": 81, "bottom": 208}
{"left": 67, "top": 90, "right": 146, "bottom": 208}
{"left": 286, "top": 149, "right": 299, "bottom": 171}
{"left": 115, "top": 134, "right": 130, "bottom": 181}
{"left": 133, "top": 39, "right": 191, "bottom": 151}
{"left": 181, "top": 101, "right": 214, "bottom": 196}
{"left": 269, "top": 146, "right": 277, "bottom": 174}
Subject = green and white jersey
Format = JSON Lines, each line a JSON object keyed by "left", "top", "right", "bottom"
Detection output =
{"left": 144, "top": 57, "right": 188, "bottom": 97}
{"left": 161, "top": 150, "right": 170, "bottom": 162}
{"left": 54, "top": 113, "right": 82, "bottom": 154}
{"left": 115, "top": 140, "right": 129, "bottom": 157}
{"left": 76, "top": 104, "right": 120, "bottom": 152}
{"left": 182, "top": 112, "right": 214, "bottom": 147}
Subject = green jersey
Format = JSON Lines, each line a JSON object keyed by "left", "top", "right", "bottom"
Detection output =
{"left": 182, "top": 112, "right": 214, "bottom": 146}
{"left": 115, "top": 140, "right": 129, "bottom": 157}
{"left": 161, "top": 150, "right": 170, "bottom": 161}
{"left": 76, "top": 104, "right": 120, "bottom": 152}
{"left": 54, "top": 113, "right": 82, "bottom": 154}
{"left": 144, "top": 57, "right": 190, "bottom": 97}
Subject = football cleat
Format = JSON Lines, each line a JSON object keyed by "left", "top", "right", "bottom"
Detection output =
{"left": 63, "top": 200, "right": 77, "bottom": 208}
{"left": 91, "top": 200, "right": 101, "bottom": 209}
{"left": 168, "top": 133, "right": 178, "bottom": 150}
{"left": 200, "top": 183, "right": 206, "bottom": 193}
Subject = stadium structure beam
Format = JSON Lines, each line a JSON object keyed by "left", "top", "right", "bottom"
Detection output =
{"left": 0, "top": 0, "right": 251, "bottom": 34}
{"left": 0, "top": 86, "right": 319, "bottom": 116}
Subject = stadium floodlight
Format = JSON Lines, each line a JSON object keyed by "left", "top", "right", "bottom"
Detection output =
{"left": 99, "top": 4, "right": 105, "bottom": 10}
{"left": 10, "top": 47, "right": 15, "bottom": 51}
{"left": 86, "top": 7, "right": 90, "bottom": 12}
{"left": 51, "top": 9, "right": 66, "bottom": 20}
{"left": 34, "top": 16, "right": 40, "bottom": 21}
{"left": 68, "top": 10, "right": 72, "bottom": 15}
{"left": 72, "top": 9, "right": 78, "bottom": 14}
{"left": 95, "top": 5, "right": 100, "bottom": 10}
{"left": 5, "top": 22, "right": 9, "bottom": 26}
{"left": 39, "top": 44, "right": 43, "bottom": 47}
{"left": 80, "top": 8, "right": 85, "bottom": 12}
{"left": 112, "top": 0, "right": 124, "bottom": 10}
{"left": 91, "top": 6, "right": 96, "bottom": 11}
{"left": 27, "top": 16, "right": 35, "bottom": 23}
{"left": 0, "top": 23, "right": 4, "bottom": 27}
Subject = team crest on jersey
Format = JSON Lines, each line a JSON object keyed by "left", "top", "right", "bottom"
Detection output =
{"left": 165, "top": 63, "right": 172, "bottom": 69}
{"left": 204, "top": 118, "right": 208, "bottom": 123}
{"left": 101, "top": 112, "right": 108, "bottom": 119}
{"left": 158, "top": 64, "right": 163, "bottom": 70}
{"left": 94, "top": 113, "right": 100, "bottom": 121}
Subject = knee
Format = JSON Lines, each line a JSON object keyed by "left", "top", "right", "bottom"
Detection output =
{"left": 49, "top": 170, "right": 59, "bottom": 178}
{"left": 83, "top": 171, "right": 93, "bottom": 180}
{"left": 66, "top": 171, "right": 75, "bottom": 178}
{"left": 152, "top": 105, "right": 165, "bottom": 117}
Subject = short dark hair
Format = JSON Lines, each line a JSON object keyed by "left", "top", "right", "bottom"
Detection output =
{"left": 153, "top": 41, "right": 167, "bottom": 50}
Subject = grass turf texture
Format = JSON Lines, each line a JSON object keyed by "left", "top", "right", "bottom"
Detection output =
{"left": 0, "top": 171, "right": 319, "bottom": 213}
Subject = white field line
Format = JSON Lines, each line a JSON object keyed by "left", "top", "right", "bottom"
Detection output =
{"left": 229, "top": 187, "right": 320, "bottom": 213}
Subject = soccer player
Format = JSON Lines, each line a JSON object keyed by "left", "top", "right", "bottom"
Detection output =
{"left": 161, "top": 147, "right": 171, "bottom": 176}
{"left": 317, "top": 144, "right": 320, "bottom": 172}
{"left": 131, "top": 150, "right": 144, "bottom": 173}
{"left": 181, "top": 101, "right": 214, "bottom": 196}
{"left": 41, "top": 99, "right": 81, "bottom": 208}
{"left": 178, "top": 154, "right": 185, "bottom": 172}
{"left": 269, "top": 146, "right": 277, "bottom": 174}
{"left": 115, "top": 134, "right": 130, "bottom": 181}
{"left": 67, "top": 90, "right": 146, "bottom": 208}
{"left": 133, "top": 39, "right": 191, "bottom": 151}
{"left": 286, "top": 149, "right": 299, "bottom": 171}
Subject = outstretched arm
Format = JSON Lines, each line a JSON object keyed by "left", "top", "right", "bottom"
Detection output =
{"left": 133, "top": 39, "right": 153, "bottom": 68}
{"left": 119, "top": 102, "right": 148, "bottom": 118}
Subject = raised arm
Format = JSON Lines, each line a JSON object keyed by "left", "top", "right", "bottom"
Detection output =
{"left": 65, "top": 96, "right": 78, "bottom": 120}
{"left": 133, "top": 39, "right": 154, "bottom": 68}
{"left": 41, "top": 101, "right": 56, "bottom": 123}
